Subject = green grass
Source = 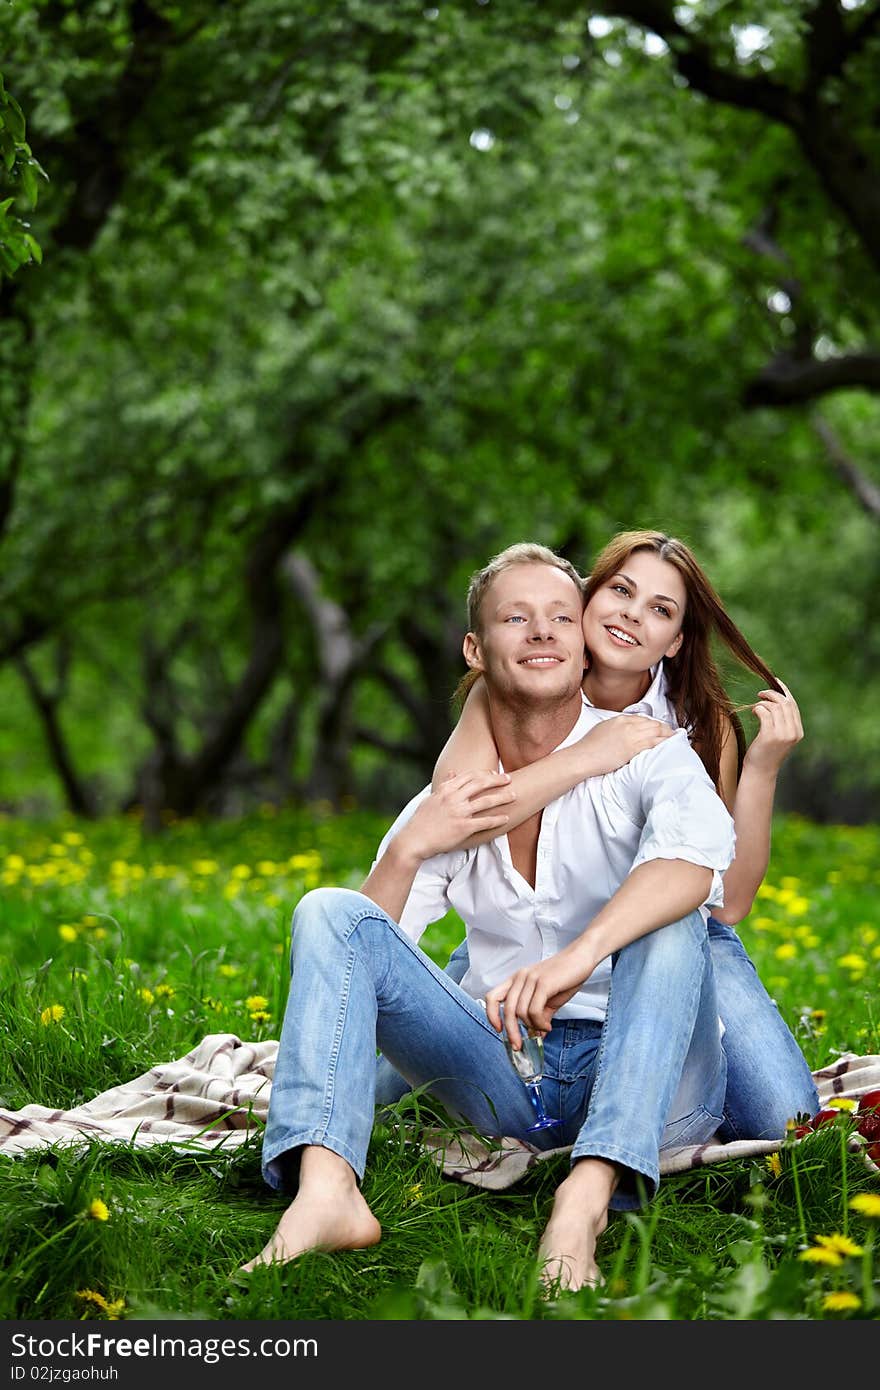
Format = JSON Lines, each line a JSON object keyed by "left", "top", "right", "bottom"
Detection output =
{"left": 0, "top": 807, "right": 878, "bottom": 1321}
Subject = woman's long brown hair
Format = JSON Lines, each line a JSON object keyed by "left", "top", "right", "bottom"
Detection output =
{"left": 584, "top": 531, "right": 783, "bottom": 787}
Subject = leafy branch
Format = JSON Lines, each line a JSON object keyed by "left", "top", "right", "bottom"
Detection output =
{"left": 0, "top": 70, "right": 46, "bottom": 276}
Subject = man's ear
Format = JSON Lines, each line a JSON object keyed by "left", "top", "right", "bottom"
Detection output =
{"left": 665, "top": 631, "right": 683, "bottom": 660}
{"left": 463, "top": 631, "right": 483, "bottom": 670}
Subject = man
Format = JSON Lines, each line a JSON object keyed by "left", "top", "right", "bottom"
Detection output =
{"left": 243, "top": 543, "right": 735, "bottom": 1288}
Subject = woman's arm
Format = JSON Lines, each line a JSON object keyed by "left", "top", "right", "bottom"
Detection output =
{"left": 432, "top": 678, "right": 499, "bottom": 787}
{"left": 713, "top": 682, "right": 804, "bottom": 925}
{"left": 433, "top": 677, "right": 674, "bottom": 847}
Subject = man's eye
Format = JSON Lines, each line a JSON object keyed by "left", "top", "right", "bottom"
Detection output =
{"left": 505, "top": 615, "right": 526, "bottom": 623}
{"left": 554, "top": 614, "right": 574, "bottom": 622}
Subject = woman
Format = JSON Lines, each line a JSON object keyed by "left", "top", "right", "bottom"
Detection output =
{"left": 428, "top": 530, "right": 819, "bottom": 1142}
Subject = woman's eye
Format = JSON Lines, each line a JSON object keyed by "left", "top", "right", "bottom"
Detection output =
{"left": 611, "top": 584, "right": 629, "bottom": 596}
{"left": 655, "top": 606, "right": 671, "bottom": 618}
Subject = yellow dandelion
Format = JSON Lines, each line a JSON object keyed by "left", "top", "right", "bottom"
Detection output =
{"left": 765, "top": 1153, "right": 782, "bottom": 1179}
{"left": 815, "top": 1233, "right": 863, "bottom": 1257}
{"left": 231, "top": 864, "right": 252, "bottom": 880}
{"left": 192, "top": 859, "right": 219, "bottom": 875}
{"left": 786, "top": 896, "right": 810, "bottom": 916}
{"left": 849, "top": 1193, "right": 880, "bottom": 1219}
{"left": 407, "top": 1181, "right": 424, "bottom": 1202}
{"left": 810, "top": 1009, "right": 827, "bottom": 1022}
{"left": 40, "top": 1004, "right": 65, "bottom": 1026}
{"left": 798, "top": 1246, "right": 843, "bottom": 1266}
{"left": 774, "top": 942, "right": 797, "bottom": 961}
{"left": 249, "top": 1010, "right": 271, "bottom": 1025}
{"left": 289, "top": 851, "right": 322, "bottom": 871}
{"left": 62, "top": 832, "right": 84, "bottom": 846}
{"left": 826, "top": 1098, "right": 857, "bottom": 1113}
{"left": 86, "top": 1199, "right": 109, "bottom": 1222}
{"left": 218, "top": 964, "right": 240, "bottom": 978}
{"left": 81, "top": 915, "right": 100, "bottom": 928}
{"left": 58, "top": 924, "right": 79, "bottom": 943}
{"left": 138, "top": 988, "right": 155, "bottom": 1005}
{"left": 154, "top": 984, "right": 175, "bottom": 998}
{"left": 837, "top": 953, "right": 867, "bottom": 972}
{"left": 245, "top": 995, "right": 269, "bottom": 1012}
{"left": 75, "top": 1289, "right": 125, "bottom": 1319}
{"left": 76, "top": 1288, "right": 110, "bottom": 1311}
{"left": 257, "top": 861, "right": 278, "bottom": 876}
{"left": 5, "top": 853, "right": 25, "bottom": 870}
{"left": 822, "top": 1291, "right": 861, "bottom": 1313}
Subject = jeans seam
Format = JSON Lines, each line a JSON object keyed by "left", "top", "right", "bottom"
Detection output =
{"left": 320, "top": 944, "right": 356, "bottom": 1136}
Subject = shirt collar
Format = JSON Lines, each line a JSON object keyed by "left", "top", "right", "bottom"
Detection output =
{"left": 582, "top": 662, "right": 671, "bottom": 719}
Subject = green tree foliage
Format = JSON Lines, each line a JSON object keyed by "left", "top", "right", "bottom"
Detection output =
{"left": 0, "top": 1, "right": 877, "bottom": 821}
{"left": 0, "top": 69, "right": 44, "bottom": 275}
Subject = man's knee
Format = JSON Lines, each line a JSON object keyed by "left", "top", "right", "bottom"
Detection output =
{"left": 616, "top": 909, "right": 705, "bottom": 968}
{"left": 291, "top": 887, "right": 377, "bottom": 948}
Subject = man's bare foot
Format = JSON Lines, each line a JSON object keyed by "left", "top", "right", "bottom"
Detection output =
{"left": 240, "top": 1146, "right": 381, "bottom": 1272}
{"left": 537, "top": 1157, "right": 619, "bottom": 1292}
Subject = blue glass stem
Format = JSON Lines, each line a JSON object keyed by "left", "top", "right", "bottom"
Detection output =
{"left": 526, "top": 1081, "right": 558, "bottom": 1131}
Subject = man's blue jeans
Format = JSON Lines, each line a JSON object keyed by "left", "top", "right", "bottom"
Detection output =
{"left": 420, "top": 917, "right": 819, "bottom": 1144}
{"left": 263, "top": 889, "right": 726, "bottom": 1211}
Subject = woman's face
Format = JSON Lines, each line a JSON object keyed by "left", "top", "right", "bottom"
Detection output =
{"left": 582, "top": 549, "right": 687, "bottom": 675}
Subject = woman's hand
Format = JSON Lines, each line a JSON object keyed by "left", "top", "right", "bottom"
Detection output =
{"left": 744, "top": 680, "right": 804, "bottom": 778}
{"left": 577, "top": 713, "right": 674, "bottom": 777}
{"left": 396, "top": 771, "right": 515, "bottom": 862}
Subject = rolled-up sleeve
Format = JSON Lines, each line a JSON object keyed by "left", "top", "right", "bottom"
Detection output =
{"left": 370, "top": 786, "right": 466, "bottom": 940}
{"left": 618, "top": 732, "right": 736, "bottom": 907}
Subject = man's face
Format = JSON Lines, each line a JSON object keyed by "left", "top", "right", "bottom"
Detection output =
{"left": 463, "top": 563, "right": 586, "bottom": 706}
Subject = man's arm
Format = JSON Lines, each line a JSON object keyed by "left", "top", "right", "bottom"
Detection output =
{"left": 359, "top": 770, "right": 514, "bottom": 926}
{"left": 486, "top": 733, "right": 735, "bottom": 1044}
{"left": 485, "top": 858, "right": 711, "bottom": 1043}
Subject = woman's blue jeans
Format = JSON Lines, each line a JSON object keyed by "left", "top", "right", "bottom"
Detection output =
{"left": 416, "top": 917, "right": 819, "bottom": 1145}
{"left": 263, "top": 888, "right": 727, "bottom": 1212}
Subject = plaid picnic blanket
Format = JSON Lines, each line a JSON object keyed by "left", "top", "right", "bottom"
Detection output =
{"left": 1, "top": 1034, "right": 877, "bottom": 1186}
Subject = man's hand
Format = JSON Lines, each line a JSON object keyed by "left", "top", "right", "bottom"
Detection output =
{"left": 396, "top": 770, "right": 515, "bottom": 862}
{"left": 484, "top": 940, "right": 596, "bottom": 1046}
{"left": 578, "top": 713, "right": 674, "bottom": 777}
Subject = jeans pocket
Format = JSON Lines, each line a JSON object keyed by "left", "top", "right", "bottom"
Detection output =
{"left": 660, "top": 1104, "right": 724, "bottom": 1151}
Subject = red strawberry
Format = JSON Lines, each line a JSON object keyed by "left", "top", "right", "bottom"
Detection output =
{"left": 857, "top": 1110, "right": 880, "bottom": 1142}
{"left": 812, "top": 1109, "right": 841, "bottom": 1127}
{"left": 858, "top": 1089, "right": 880, "bottom": 1114}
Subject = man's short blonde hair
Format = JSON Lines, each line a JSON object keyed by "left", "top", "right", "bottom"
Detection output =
{"left": 466, "top": 542, "right": 585, "bottom": 634}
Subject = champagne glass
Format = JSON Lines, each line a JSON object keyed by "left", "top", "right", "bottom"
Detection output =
{"left": 504, "top": 1025, "right": 559, "bottom": 1132}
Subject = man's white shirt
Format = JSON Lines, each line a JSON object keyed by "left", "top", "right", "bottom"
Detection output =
{"left": 371, "top": 691, "right": 735, "bottom": 1024}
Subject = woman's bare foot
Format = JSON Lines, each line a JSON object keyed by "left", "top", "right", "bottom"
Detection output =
{"left": 537, "top": 1157, "right": 619, "bottom": 1292}
{"left": 240, "top": 1146, "right": 381, "bottom": 1272}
